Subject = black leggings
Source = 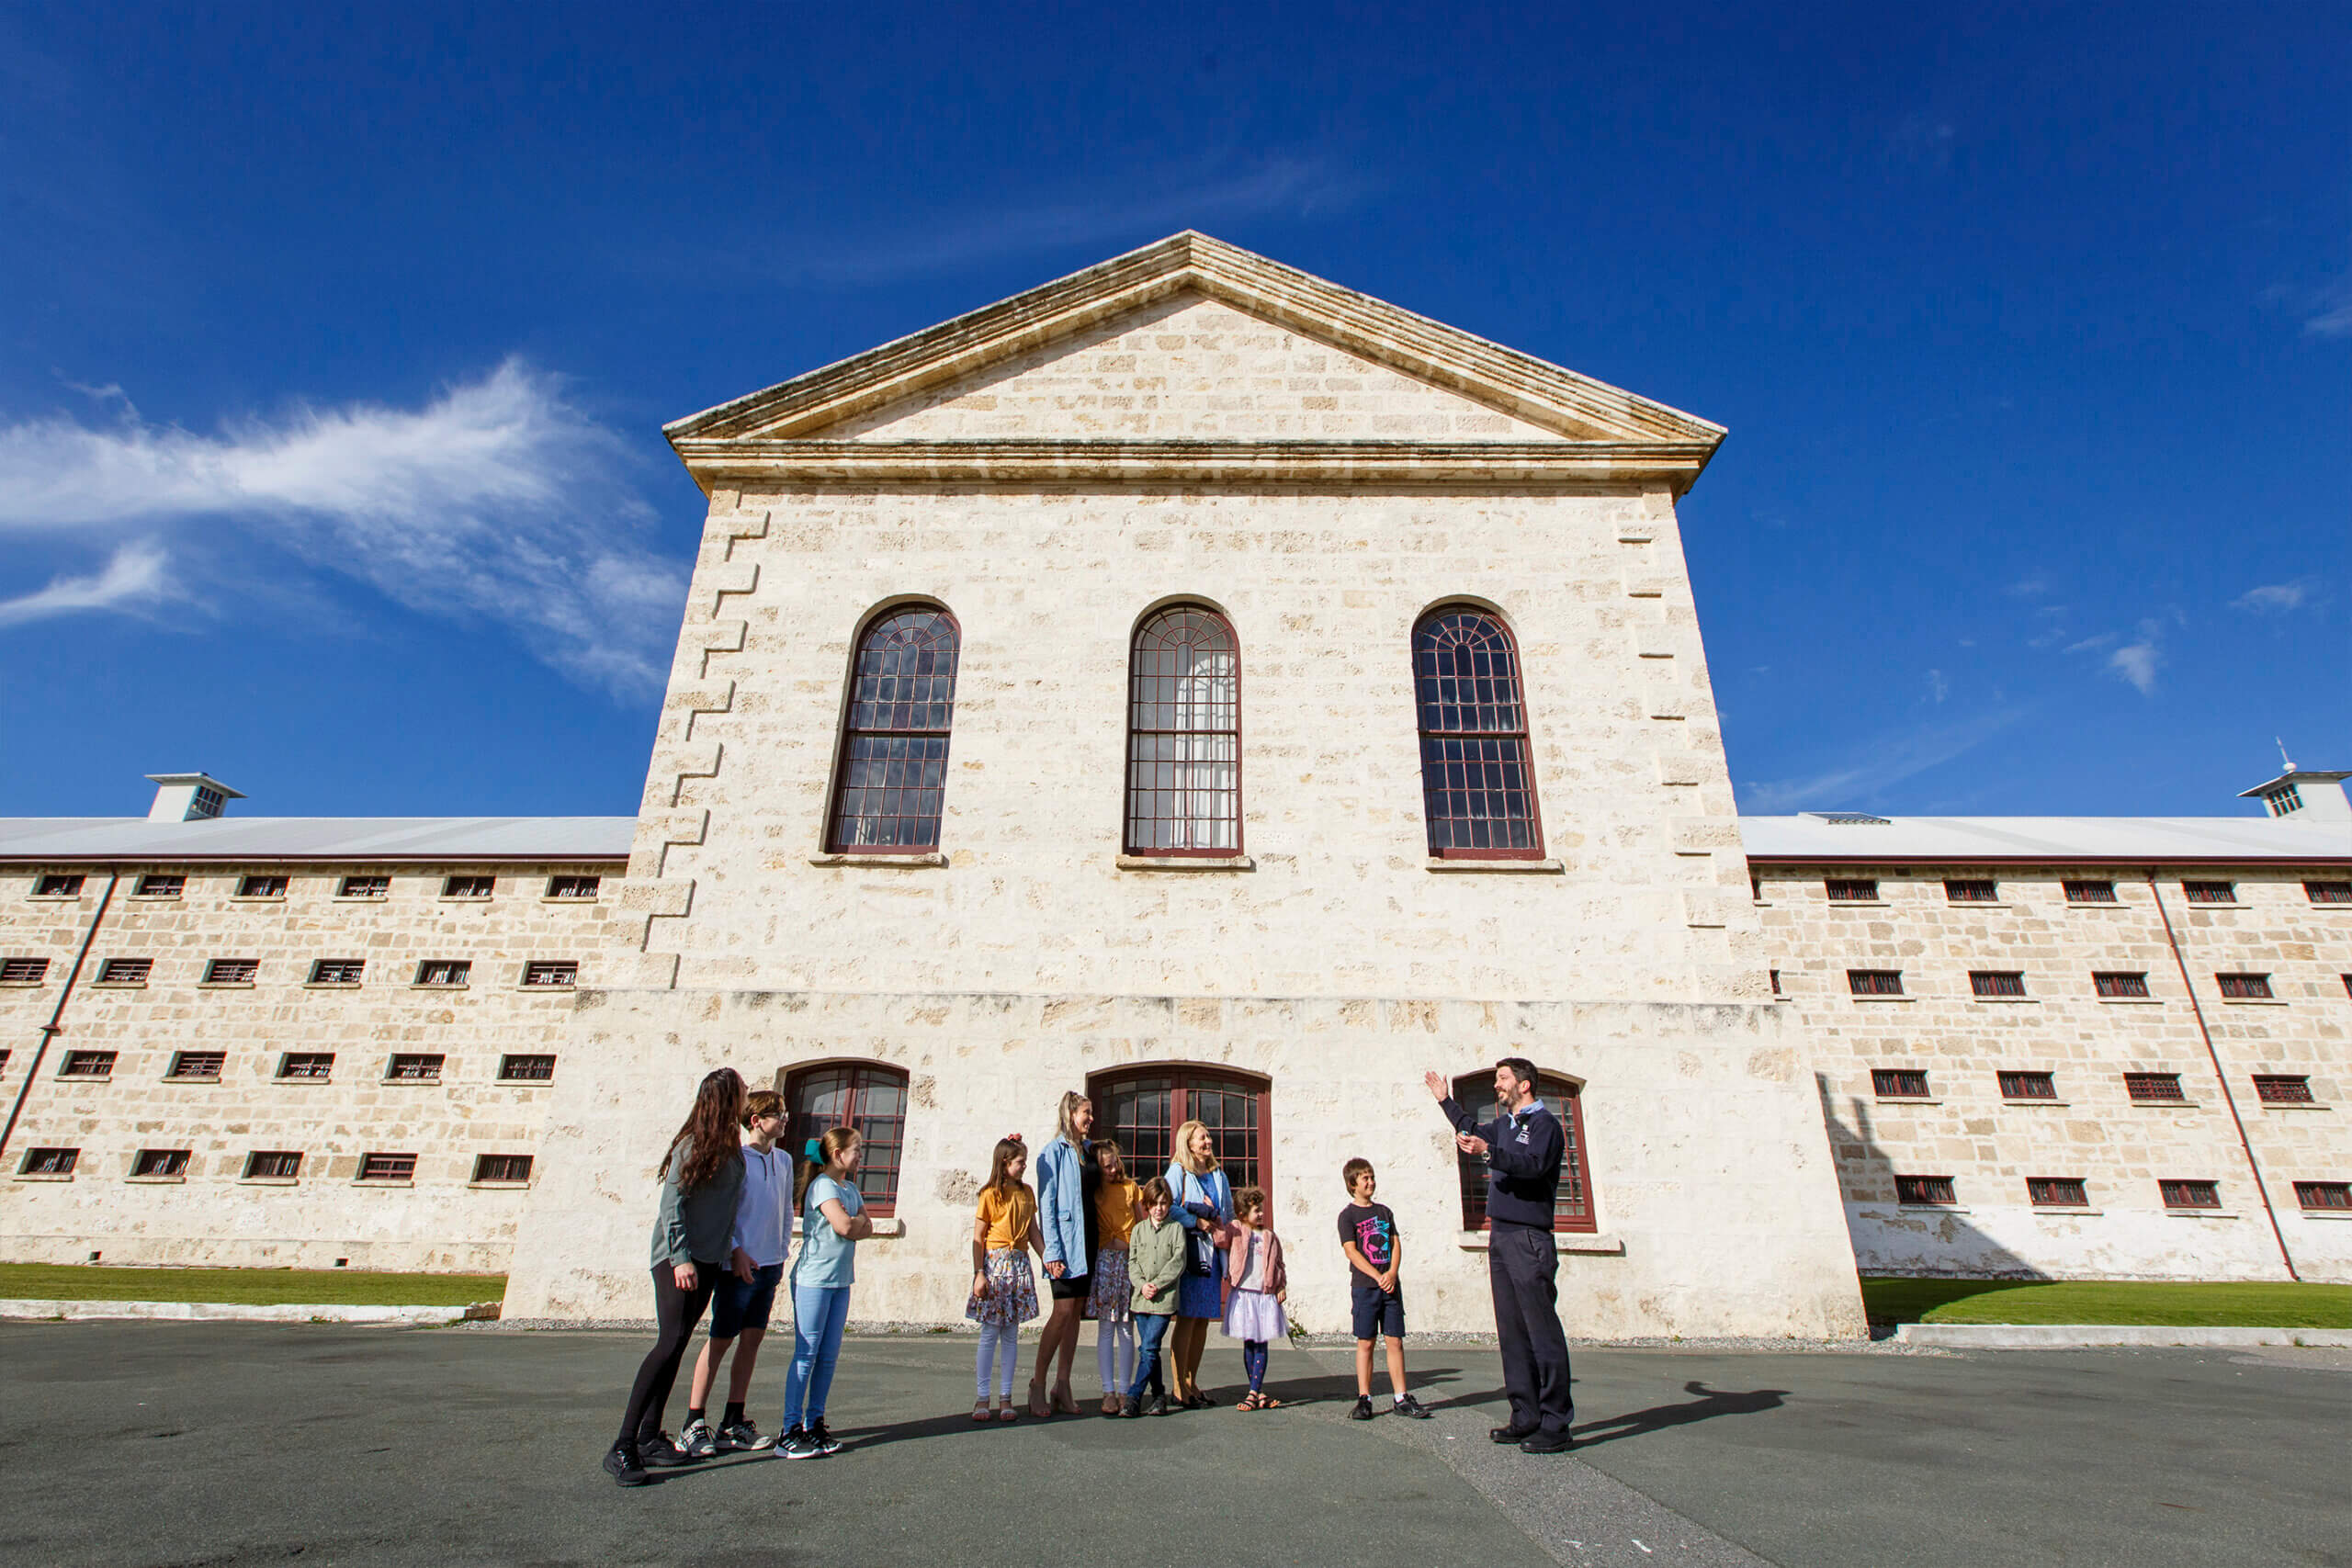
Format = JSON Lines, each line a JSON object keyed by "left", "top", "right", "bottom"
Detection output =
{"left": 616, "top": 1262, "right": 718, "bottom": 1450}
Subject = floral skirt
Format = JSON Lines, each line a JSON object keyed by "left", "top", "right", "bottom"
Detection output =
{"left": 1086, "top": 1246, "right": 1132, "bottom": 1324}
{"left": 966, "top": 1247, "right": 1039, "bottom": 1328}
{"left": 1222, "top": 1286, "right": 1288, "bottom": 1342}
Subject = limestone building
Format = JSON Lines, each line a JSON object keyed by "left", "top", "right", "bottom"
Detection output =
{"left": 2, "top": 236, "right": 2345, "bottom": 1325}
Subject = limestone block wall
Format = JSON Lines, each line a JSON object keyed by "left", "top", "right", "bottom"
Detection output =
{"left": 504, "top": 987, "right": 1868, "bottom": 1338}
{"left": 0, "top": 861, "right": 623, "bottom": 1270}
{"left": 1761, "top": 866, "right": 2352, "bottom": 1282}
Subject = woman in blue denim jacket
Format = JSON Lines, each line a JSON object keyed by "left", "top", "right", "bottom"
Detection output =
{"left": 1029, "top": 1090, "right": 1096, "bottom": 1416}
{"left": 1161, "top": 1118, "right": 1234, "bottom": 1408}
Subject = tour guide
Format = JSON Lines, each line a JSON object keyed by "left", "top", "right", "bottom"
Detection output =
{"left": 1425, "top": 1058, "right": 1575, "bottom": 1453}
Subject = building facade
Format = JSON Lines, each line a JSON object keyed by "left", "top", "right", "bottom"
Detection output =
{"left": 3, "top": 237, "right": 2345, "bottom": 1324}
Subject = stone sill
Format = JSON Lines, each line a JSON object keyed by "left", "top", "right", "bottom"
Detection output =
{"left": 353, "top": 1179, "right": 415, "bottom": 1189}
{"left": 410, "top": 983, "right": 470, "bottom": 991}
{"left": 198, "top": 982, "right": 256, "bottom": 991}
{"left": 1874, "top": 1097, "right": 1939, "bottom": 1107}
{"left": 0, "top": 980, "right": 46, "bottom": 988}
{"left": 1425, "top": 858, "right": 1563, "bottom": 874}
{"left": 2299, "top": 1211, "right": 2352, "bottom": 1221}
{"left": 91, "top": 981, "right": 148, "bottom": 989}
{"left": 1456, "top": 1230, "right": 1620, "bottom": 1255}
{"left": 127, "top": 895, "right": 182, "bottom": 902}
{"left": 806, "top": 852, "right": 948, "bottom": 869}
{"left": 517, "top": 985, "right": 578, "bottom": 993}
{"left": 14, "top": 1173, "right": 74, "bottom": 1182}
{"left": 2258, "top": 1102, "right": 2331, "bottom": 1111}
{"left": 438, "top": 896, "right": 494, "bottom": 903}
{"left": 162, "top": 1077, "right": 220, "bottom": 1085}
{"left": 862, "top": 1218, "right": 908, "bottom": 1239}
{"left": 26, "top": 894, "right": 82, "bottom": 901}
{"left": 2164, "top": 1209, "right": 2236, "bottom": 1219}
{"left": 2182, "top": 902, "right": 2245, "bottom": 909}
{"left": 1897, "top": 1204, "right": 1969, "bottom": 1214}
{"left": 1849, "top": 995, "right": 1914, "bottom": 1003}
{"left": 56, "top": 1074, "right": 112, "bottom": 1085}
{"left": 469, "top": 1179, "right": 534, "bottom": 1190}
{"left": 1826, "top": 899, "right": 1890, "bottom": 908}
{"left": 540, "top": 896, "right": 605, "bottom": 905}
{"left": 333, "top": 896, "right": 390, "bottom": 903}
{"left": 2031, "top": 1206, "right": 2100, "bottom": 1216}
{"left": 2219, "top": 998, "right": 2288, "bottom": 1007}
{"left": 303, "top": 982, "right": 362, "bottom": 991}
{"left": 238, "top": 1177, "right": 300, "bottom": 1187}
{"left": 2127, "top": 1100, "right": 2199, "bottom": 1109}
{"left": 2098, "top": 997, "right": 2163, "bottom": 1005}
{"left": 2002, "top": 1100, "right": 2071, "bottom": 1108}
{"left": 1944, "top": 901, "right": 2011, "bottom": 908}
{"left": 2062, "top": 902, "right": 2131, "bottom": 910}
{"left": 228, "top": 895, "right": 286, "bottom": 903}
{"left": 1117, "top": 855, "right": 1254, "bottom": 872}
{"left": 126, "top": 1175, "right": 187, "bottom": 1184}
{"left": 381, "top": 1077, "right": 443, "bottom": 1087}
{"left": 1970, "top": 996, "right": 2039, "bottom": 1005}
{"left": 275, "top": 1078, "right": 334, "bottom": 1086}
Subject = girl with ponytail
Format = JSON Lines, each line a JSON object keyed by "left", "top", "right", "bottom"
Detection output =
{"left": 777, "top": 1125, "right": 871, "bottom": 1460}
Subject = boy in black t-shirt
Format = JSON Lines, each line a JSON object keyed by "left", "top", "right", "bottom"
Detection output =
{"left": 1337, "top": 1158, "right": 1430, "bottom": 1420}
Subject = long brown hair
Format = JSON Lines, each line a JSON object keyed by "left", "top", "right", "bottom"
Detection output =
{"left": 797, "top": 1126, "right": 860, "bottom": 1208}
{"left": 659, "top": 1068, "right": 746, "bottom": 1192}
{"left": 984, "top": 1134, "right": 1028, "bottom": 1200}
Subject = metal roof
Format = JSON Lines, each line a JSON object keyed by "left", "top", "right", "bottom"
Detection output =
{"left": 0, "top": 818, "right": 636, "bottom": 863}
{"left": 1740, "top": 815, "right": 2352, "bottom": 865}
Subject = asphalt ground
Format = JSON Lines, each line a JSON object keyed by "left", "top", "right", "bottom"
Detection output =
{"left": 0, "top": 1324, "right": 2344, "bottom": 1568}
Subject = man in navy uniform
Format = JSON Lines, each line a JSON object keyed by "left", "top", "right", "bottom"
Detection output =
{"left": 1425, "top": 1057, "right": 1574, "bottom": 1452}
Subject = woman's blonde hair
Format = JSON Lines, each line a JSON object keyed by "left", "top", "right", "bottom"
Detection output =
{"left": 1055, "top": 1089, "right": 1091, "bottom": 1146}
{"left": 1171, "top": 1119, "right": 1219, "bottom": 1175}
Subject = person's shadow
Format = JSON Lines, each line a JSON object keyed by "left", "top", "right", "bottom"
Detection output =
{"left": 1568, "top": 1380, "right": 1788, "bottom": 1449}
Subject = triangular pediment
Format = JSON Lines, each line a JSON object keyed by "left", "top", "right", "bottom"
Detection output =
{"left": 667, "top": 233, "right": 1724, "bottom": 451}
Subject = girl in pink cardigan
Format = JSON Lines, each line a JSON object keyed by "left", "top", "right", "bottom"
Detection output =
{"left": 1220, "top": 1186, "right": 1289, "bottom": 1410}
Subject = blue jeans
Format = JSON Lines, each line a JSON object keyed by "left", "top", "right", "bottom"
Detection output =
{"left": 1127, "top": 1313, "right": 1171, "bottom": 1401}
{"left": 784, "top": 1284, "right": 851, "bottom": 1428}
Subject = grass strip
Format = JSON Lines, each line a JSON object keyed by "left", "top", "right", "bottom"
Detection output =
{"left": 0, "top": 1263, "right": 504, "bottom": 1307}
{"left": 1860, "top": 1276, "right": 2351, "bottom": 1329}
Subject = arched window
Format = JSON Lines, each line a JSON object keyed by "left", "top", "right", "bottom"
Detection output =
{"left": 1090, "top": 1066, "right": 1270, "bottom": 1193}
{"left": 784, "top": 1062, "right": 909, "bottom": 1215}
{"left": 1413, "top": 607, "right": 1544, "bottom": 858}
{"left": 1451, "top": 1070, "right": 1595, "bottom": 1234}
{"left": 1125, "top": 606, "right": 1240, "bottom": 855}
{"left": 827, "top": 606, "right": 960, "bottom": 852}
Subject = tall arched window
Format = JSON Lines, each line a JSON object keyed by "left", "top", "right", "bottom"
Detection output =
{"left": 1413, "top": 607, "right": 1544, "bottom": 859}
{"left": 1090, "top": 1066, "right": 1270, "bottom": 1193}
{"left": 827, "top": 606, "right": 959, "bottom": 852}
{"left": 1451, "top": 1070, "right": 1595, "bottom": 1233}
{"left": 784, "top": 1061, "right": 909, "bottom": 1215}
{"left": 1124, "top": 606, "right": 1240, "bottom": 855}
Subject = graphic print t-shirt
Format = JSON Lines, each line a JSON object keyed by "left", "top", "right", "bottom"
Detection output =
{"left": 1338, "top": 1201, "right": 1397, "bottom": 1280}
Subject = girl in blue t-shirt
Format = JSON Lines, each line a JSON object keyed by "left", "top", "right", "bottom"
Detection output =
{"left": 779, "top": 1128, "right": 871, "bottom": 1459}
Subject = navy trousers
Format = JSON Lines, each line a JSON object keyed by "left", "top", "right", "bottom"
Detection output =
{"left": 1487, "top": 1223, "right": 1574, "bottom": 1437}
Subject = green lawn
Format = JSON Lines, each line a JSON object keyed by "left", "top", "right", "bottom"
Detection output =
{"left": 0, "top": 1263, "right": 504, "bottom": 1307}
{"left": 1860, "top": 1276, "right": 2352, "bottom": 1329}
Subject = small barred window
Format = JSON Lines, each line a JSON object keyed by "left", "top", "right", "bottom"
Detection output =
{"left": 2159, "top": 1179, "right": 2220, "bottom": 1210}
{"left": 2125, "top": 1073, "right": 2185, "bottom": 1103}
{"left": 1999, "top": 1071, "right": 2058, "bottom": 1101}
{"left": 2094, "top": 972, "right": 2151, "bottom": 998}
{"left": 132, "top": 1149, "right": 190, "bottom": 1179}
{"left": 1871, "top": 1068, "right": 1930, "bottom": 1098}
{"left": 1894, "top": 1175, "right": 1956, "bottom": 1206}
{"left": 2026, "top": 1177, "right": 2086, "bottom": 1207}
{"left": 1848, "top": 970, "right": 1905, "bottom": 996}
{"left": 2063, "top": 880, "right": 2117, "bottom": 904}
{"left": 1971, "top": 971, "right": 2027, "bottom": 998}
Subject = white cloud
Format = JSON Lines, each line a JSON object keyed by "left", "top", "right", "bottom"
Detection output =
{"left": 0, "top": 540, "right": 171, "bottom": 626}
{"left": 0, "top": 360, "right": 688, "bottom": 695}
{"left": 2107, "top": 623, "right": 2162, "bottom": 696}
{"left": 1927, "top": 669, "right": 1948, "bottom": 704}
{"left": 1743, "top": 706, "right": 2027, "bottom": 812}
{"left": 2232, "top": 579, "right": 2318, "bottom": 614}
{"left": 2063, "top": 634, "right": 2117, "bottom": 654}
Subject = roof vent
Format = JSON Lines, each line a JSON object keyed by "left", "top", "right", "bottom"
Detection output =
{"left": 1799, "top": 811, "right": 1891, "bottom": 826}
{"left": 2236, "top": 763, "right": 2351, "bottom": 823}
{"left": 145, "top": 773, "right": 244, "bottom": 823}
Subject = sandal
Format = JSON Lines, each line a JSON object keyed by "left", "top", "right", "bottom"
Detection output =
{"left": 1052, "top": 1383, "right": 1081, "bottom": 1417}
{"left": 1101, "top": 1393, "right": 1123, "bottom": 1416}
{"left": 1236, "top": 1391, "right": 1266, "bottom": 1412}
{"left": 997, "top": 1404, "right": 1019, "bottom": 1423}
{"left": 972, "top": 1400, "right": 994, "bottom": 1424}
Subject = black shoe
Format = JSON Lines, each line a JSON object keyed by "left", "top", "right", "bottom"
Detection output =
{"left": 1393, "top": 1394, "right": 1431, "bottom": 1420}
{"left": 603, "top": 1444, "right": 650, "bottom": 1487}
{"left": 638, "top": 1432, "right": 697, "bottom": 1467}
{"left": 1350, "top": 1395, "right": 1376, "bottom": 1421}
{"left": 778, "top": 1426, "right": 820, "bottom": 1460}
{"left": 1520, "top": 1430, "right": 1576, "bottom": 1454}
{"left": 807, "top": 1419, "right": 843, "bottom": 1456}
{"left": 1120, "top": 1395, "right": 1143, "bottom": 1418}
{"left": 1490, "top": 1424, "right": 1537, "bottom": 1445}
{"left": 1144, "top": 1393, "right": 1169, "bottom": 1416}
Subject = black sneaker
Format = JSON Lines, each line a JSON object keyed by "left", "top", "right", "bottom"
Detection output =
{"left": 638, "top": 1432, "right": 697, "bottom": 1467}
{"left": 717, "top": 1417, "right": 772, "bottom": 1452}
{"left": 1143, "top": 1393, "right": 1169, "bottom": 1417}
{"left": 778, "top": 1425, "right": 820, "bottom": 1460}
{"left": 1349, "top": 1395, "right": 1376, "bottom": 1421}
{"left": 1120, "top": 1395, "right": 1142, "bottom": 1419}
{"left": 678, "top": 1417, "right": 718, "bottom": 1459}
{"left": 807, "top": 1419, "right": 843, "bottom": 1456}
{"left": 1393, "top": 1394, "right": 1431, "bottom": 1419}
{"left": 603, "top": 1444, "right": 650, "bottom": 1487}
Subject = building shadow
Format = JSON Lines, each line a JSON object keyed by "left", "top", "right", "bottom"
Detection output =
{"left": 1569, "top": 1380, "right": 1788, "bottom": 1449}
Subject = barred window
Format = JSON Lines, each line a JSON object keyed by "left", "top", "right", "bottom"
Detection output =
{"left": 33, "top": 874, "right": 85, "bottom": 897}
{"left": 546, "top": 874, "right": 602, "bottom": 899}
{"left": 1444, "top": 1070, "right": 1595, "bottom": 1233}
{"left": 277, "top": 1053, "right": 334, "bottom": 1081}
{"left": 166, "top": 1052, "right": 225, "bottom": 1081}
{"left": 236, "top": 875, "right": 287, "bottom": 898}
{"left": 132, "top": 1148, "right": 189, "bottom": 1179}
{"left": 415, "top": 960, "right": 470, "bottom": 987}
{"left": 2253, "top": 1076, "right": 2314, "bottom": 1105}
{"left": 358, "top": 1153, "right": 416, "bottom": 1182}
{"left": 309, "top": 959, "right": 365, "bottom": 985}
{"left": 2094, "top": 971, "right": 2151, "bottom": 998}
{"left": 1413, "top": 607, "right": 1544, "bottom": 859}
{"left": 1826, "top": 878, "right": 1879, "bottom": 902}
{"left": 1944, "top": 879, "right": 1998, "bottom": 902}
{"left": 2125, "top": 1072, "right": 2185, "bottom": 1103}
{"left": 442, "top": 874, "right": 495, "bottom": 899}
{"left": 337, "top": 875, "right": 390, "bottom": 899}
{"left": 20, "top": 1147, "right": 77, "bottom": 1176}
{"left": 1848, "top": 969, "right": 1905, "bottom": 996}
{"left": 786, "top": 1062, "right": 910, "bottom": 1215}
{"left": 1999, "top": 1071, "right": 2058, "bottom": 1101}
{"left": 387, "top": 1054, "right": 444, "bottom": 1083}
{"left": 473, "top": 1154, "right": 535, "bottom": 1184}
{"left": 826, "top": 605, "right": 960, "bottom": 852}
{"left": 203, "top": 958, "right": 258, "bottom": 985}
{"left": 1971, "top": 971, "right": 2027, "bottom": 998}
{"left": 1894, "top": 1175, "right": 1956, "bottom": 1206}
{"left": 2295, "top": 1181, "right": 2350, "bottom": 1211}
{"left": 2159, "top": 1179, "right": 2220, "bottom": 1210}
{"left": 98, "top": 958, "right": 152, "bottom": 985}
{"left": 2305, "top": 881, "right": 2352, "bottom": 906}
{"left": 134, "top": 874, "right": 184, "bottom": 897}
{"left": 521, "top": 961, "right": 577, "bottom": 988}
{"left": 2027, "top": 1177, "right": 2086, "bottom": 1207}
{"left": 243, "top": 1150, "right": 302, "bottom": 1180}
{"left": 1, "top": 958, "right": 48, "bottom": 984}
{"left": 2216, "top": 974, "right": 2274, "bottom": 1000}
{"left": 1125, "top": 606, "right": 1241, "bottom": 855}
{"left": 2181, "top": 880, "right": 2235, "bottom": 904}
{"left": 61, "top": 1050, "right": 116, "bottom": 1079}
{"left": 2063, "top": 880, "right": 2117, "bottom": 904}
{"left": 498, "top": 1054, "right": 556, "bottom": 1083}
{"left": 1871, "top": 1068, "right": 1930, "bottom": 1098}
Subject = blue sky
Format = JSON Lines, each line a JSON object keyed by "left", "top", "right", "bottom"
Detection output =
{"left": 2, "top": 2, "right": 2344, "bottom": 820}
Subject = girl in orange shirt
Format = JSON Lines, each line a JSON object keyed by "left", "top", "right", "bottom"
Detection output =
{"left": 965, "top": 1134, "right": 1044, "bottom": 1422}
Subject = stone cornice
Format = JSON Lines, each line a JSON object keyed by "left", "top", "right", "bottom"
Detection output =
{"left": 664, "top": 231, "right": 1727, "bottom": 451}
{"left": 670, "top": 438, "right": 1719, "bottom": 492}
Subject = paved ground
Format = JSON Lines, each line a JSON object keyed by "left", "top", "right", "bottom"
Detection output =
{"left": 1, "top": 1324, "right": 2345, "bottom": 1567}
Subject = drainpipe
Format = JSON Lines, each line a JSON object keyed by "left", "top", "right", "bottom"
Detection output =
{"left": 0, "top": 866, "right": 119, "bottom": 1172}
{"left": 2147, "top": 871, "right": 2298, "bottom": 1282}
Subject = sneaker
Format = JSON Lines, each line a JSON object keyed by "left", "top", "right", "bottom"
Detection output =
{"left": 1393, "top": 1394, "right": 1431, "bottom": 1420}
{"left": 1143, "top": 1393, "right": 1169, "bottom": 1417}
{"left": 778, "top": 1425, "right": 821, "bottom": 1461}
{"left": 677, "top": 1418, "right": 718, "bottom": 1459}
{"left": 1120, "top": 1396, "right": 1142, "bottom": 1419}
{"left": 807, "top": 1419, "right": 843, "bottom": 1456}
{"left": 602, "top": 1444, "right": 650, "bottom": 1487}
{"left": 1349, "top": 1395, "right": 1377, "bottom": 1421}
{"left": 717, "top": 1417, "right": 773, "bottom": 1452}
{"left": 638, "top": 1432, "right": 697, "bottom": 1467}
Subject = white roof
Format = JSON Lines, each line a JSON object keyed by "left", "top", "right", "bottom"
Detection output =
{"left": 0, "top": 818, "right": 635, "bottom": 863}
{"left": 1740, "top": 815, "right": 2352, "bottom": 864}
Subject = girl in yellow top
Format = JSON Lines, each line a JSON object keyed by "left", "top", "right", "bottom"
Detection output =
{"left": 965, "top": 1134, "right": 1044, "bottom": 1422}
{"left": 1087, "top": 1138, "right": 1146, "bottom": 1414}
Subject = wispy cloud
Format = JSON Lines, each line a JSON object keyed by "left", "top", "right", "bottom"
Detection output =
{"left": 0, "top": 540, "right": 171, "bottom": 627}
{"left": 2107, "top": 619, "right": 2163, "bottom": 695}
{"left": 2063, "top": 633, "right": 2116, "bottom": 654}
{"left": 0, "top": 361, "right": 687, "bottom": 695}
{"left": 2233, "top": 578, "right": 2319, "bottom": 614}
{"left": 2005, "top": 577, "right": 2050, "bottom": 599}
{"left": 2305, "top": 272, "right": 2352, "bottom": 339}
{"left": 1926, "top": 669, "right": 1948, "bottom": 704}
{"left": 1742, "top": 705, "right": 2028, "bottom": 812}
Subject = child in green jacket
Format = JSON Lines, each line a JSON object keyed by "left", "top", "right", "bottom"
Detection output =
{"left": 1122, "top": 1177, "right": 1185, "bottom": 1417}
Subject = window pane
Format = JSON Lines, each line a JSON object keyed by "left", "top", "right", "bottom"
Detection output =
{"left": 1125, "top": 609, "right": 1241, "bottom": 853}
{"left": 828, "top": 610, "right": 958, "bottom": 852}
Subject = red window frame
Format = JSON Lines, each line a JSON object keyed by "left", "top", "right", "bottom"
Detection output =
{"left": 1826, "top": 879, "right": 1879, "bottom": 902}
{"left": 2181, "top": 880, "right": 2235, "bottom": 904}
{"left": 2252, "top": 1076, "right": 2313, "bottom": 1105}
{"left": 1894, "top": 1174, "right": 1957, "bottom": 1206}
{"left": 1449, "top": 1071, "right": 1596, "bottom": 1234}
{"left": 1849, "top": 969, "right": 1905, "bottom": 996}
{"left": 2294, "top": 1181, "right": 2350, "bottom": 1211}
{"left": 2215, "top": 974, "right": 2273, "bottom": 999}
{"left": 2027, "top": 1176, "right": 2086, "bottom": 1207}
{"left": 785, "top": 1061, "right": 910, "bottom": 1216}
{"left": 1090, "top": 1065, "right": 1272, "bottom": 1196}
{"left": 1413, "top": 607, "right": 1545, "bottom": 860}
{"left": 1944, "top": 879, "right": 1998, "bottom": 902}
{"left": 1123, "top": 605, "right": 1243, "bottom": 856}
{"left": 2063, "top": 880, "right": 2117, "bottom": 904}
{"left": 2094, "top": 971, "right": 2150, "bottom": 998}
{"left": 2159, "top": 1179, "right": 2220, "bottom": 1210}
{"left": 1971, "top": 971, "right": 2027, "bottom": 998}
{"left": 1999, "top": 1071, "right": 2058, "bottom": 1101}
{"left": 1872, "top": 1068, "right": 1930, "bottom": 1098}
{"left": 2305, "top": 881, "right": 2352, "bottom": 906}
{"left": 825, "top": 605, "right": 960, "bottom": 854}
{"left": 2124, "top": 1072, "right": 2185, "bottom": 1102}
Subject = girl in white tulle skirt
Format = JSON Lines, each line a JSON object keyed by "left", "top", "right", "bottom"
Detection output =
{"left": 1219, "top": 1186, "right": 1289, "bottom": 1411}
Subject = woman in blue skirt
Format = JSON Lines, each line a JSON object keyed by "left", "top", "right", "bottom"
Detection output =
{"left": 1161, "top": 1119, "right": 1234, "bottom": 1408}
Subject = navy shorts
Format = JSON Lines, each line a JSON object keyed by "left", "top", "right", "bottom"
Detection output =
{"left": 1351, "top": 1282, "right": 1406, "bottom": 1341}
{"left": 710, "top": 1262, "right": 783, "bottom": 1338}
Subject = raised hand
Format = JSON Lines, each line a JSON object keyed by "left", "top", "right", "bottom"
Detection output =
{"left": 1423, "top": 1070, "right": 1449, "bottom": 1100}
